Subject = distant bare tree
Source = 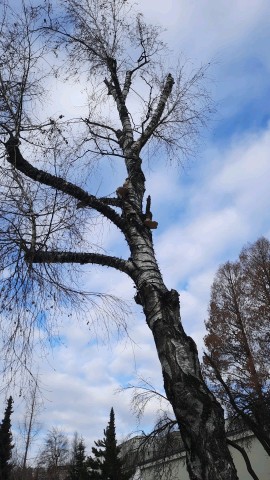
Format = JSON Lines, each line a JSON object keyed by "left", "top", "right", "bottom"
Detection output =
{"left": 38, "top": 427, "right": 69, "bottom": 478}
{"left": 0, "top": 1, "right": 239, "bottom": 478}
{"left": 203, "top": 237, "right": 270, "bottom": 455}
{"left": 19, "top": 376, "right": 42, "bottom": 475}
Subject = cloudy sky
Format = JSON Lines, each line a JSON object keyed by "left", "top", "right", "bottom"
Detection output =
{"left": 3, "top": 0, "right": 270, "bottom": 463}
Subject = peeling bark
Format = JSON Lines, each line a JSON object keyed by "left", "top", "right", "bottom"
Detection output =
{"left": 129, "top": 265, "right": 239, "bottom": 480}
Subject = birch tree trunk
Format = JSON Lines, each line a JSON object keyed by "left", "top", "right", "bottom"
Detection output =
{"left": 119, "top": 155, "right": 238, "bottom": 480}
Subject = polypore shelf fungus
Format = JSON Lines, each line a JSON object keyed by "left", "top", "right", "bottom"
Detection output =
{"left": 144, "top": 194, "right": 158, "bottom": 229}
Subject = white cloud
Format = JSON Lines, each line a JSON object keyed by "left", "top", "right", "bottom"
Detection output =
{"left": 158, "top": 126, "right": 270, "bottom": 275}
{"left": 138, "top": 0, "right": 270, "bottom": 63}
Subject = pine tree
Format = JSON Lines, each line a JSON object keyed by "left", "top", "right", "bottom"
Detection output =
{"left": 88, "top": 408, "right": 131, "bottom": 480}
{"left": 0, "top": 396, "right": 14, "bottom": 480}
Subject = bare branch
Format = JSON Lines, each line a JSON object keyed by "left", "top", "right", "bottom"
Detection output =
{"left": 227, "top": 439, "right": 259, "bottom": 480}
{"left": 133, "top": 74, "right": 175, "bottom": 151}
{"left": 25, "top": 249, "right": 132, "bottom": 276}
{"left": 4, "top": 136, "right": 126, "bottom": 232}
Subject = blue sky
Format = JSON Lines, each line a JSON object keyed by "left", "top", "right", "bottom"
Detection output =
{"left": 5, "top": 0, "right": 270, "bottom": 463}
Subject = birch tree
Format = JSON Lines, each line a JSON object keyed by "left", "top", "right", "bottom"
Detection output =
{"left": 0, "top": 1, "right": 239, "bottom": 478}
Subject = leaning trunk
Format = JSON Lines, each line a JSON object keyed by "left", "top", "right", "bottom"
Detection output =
{"left": 138, "top": 285, "right": 238, "bottom": 479}
{"left": 120, "top": 145, "right": 239, "bottom": 479}
{"left": 128, "top": 233, "right": 238, "bottom": 479}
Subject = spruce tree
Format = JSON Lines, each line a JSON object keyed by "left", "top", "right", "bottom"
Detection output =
{"left": 88, "top": 408, "right": 131, "bottom": 480}
{"left": 69, "top": 434, "right": 89, "bottom": 480}
{"left": 0, "top": 396, "right": 14, "bottom": 480}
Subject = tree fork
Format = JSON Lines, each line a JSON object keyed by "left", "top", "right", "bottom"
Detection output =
{"left": 5, "top": 136, "right": 126, "bottom": 232}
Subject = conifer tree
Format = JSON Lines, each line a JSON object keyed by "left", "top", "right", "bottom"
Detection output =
{"left": 69, "top": 433, "right": 89, "bottom": 480}
{"left": 88, "top": 408, "right": 131, "bottom": 480}
{"left": 0, "top": 396, "right": 14, "bottom": 480}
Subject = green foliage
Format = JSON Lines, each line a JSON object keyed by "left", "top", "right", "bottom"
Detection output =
{"left": 69, "top": 434, "right": 90, "bottom": 480}
{"left": 88, "top": 408, "right": 131, "bottom": 480}
{"left": 0, "top": 396, "right": 14, "bottom": 480}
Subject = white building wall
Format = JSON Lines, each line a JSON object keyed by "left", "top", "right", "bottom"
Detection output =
{"left": 126, "top": 433, "right": 270, "bottom": 480}
{"left": 229, "top": 433, "right": 270, "bottom": 480}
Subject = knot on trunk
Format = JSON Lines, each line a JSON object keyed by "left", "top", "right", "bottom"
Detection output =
{"left": 134, "top": 284, "right": 176, "bottom": 309}
{"left": 134, "top": 283, "right": 161, "bottom": 306}
{"left": 134, "top": 290, "right": 143, "bottom": 305}
{"left": 161, "top": 289, "right": 179, "bottom": 308}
